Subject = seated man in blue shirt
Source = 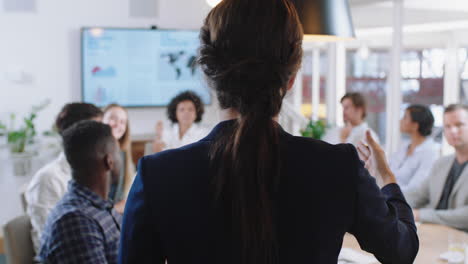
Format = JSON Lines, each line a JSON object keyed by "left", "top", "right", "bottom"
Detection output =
{"left": 38, "top": 120, "right": 122, "bottom": 264}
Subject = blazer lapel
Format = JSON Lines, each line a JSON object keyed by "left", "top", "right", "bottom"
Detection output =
{"left": 432, "top": 155, "right": 455, "bottom": 207}
{"left": 450, "top": 162, "right": 468, "bottom": 201}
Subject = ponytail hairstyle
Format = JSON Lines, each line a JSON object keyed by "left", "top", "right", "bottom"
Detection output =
{"left": 198, "top": 0, "right": 303, "bottom": 263}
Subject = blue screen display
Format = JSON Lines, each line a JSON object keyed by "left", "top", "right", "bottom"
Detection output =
{"left": 81, "top": 28, "right": 211, "bottom": 107}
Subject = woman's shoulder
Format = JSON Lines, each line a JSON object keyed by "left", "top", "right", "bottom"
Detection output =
{"left": 283, "top": 136, "right": 362, "bottom": 185}
{"left": 286, "top": 135, "right": 358, "bottom": 160}
{"left": 138, "top": 141, "right": 212, "bottom": 189}
{"left": 422, "top": 138, "right": 441, "bottom": 150}
{"left": 141, "top": 140, "right": 210, "bottom": 168}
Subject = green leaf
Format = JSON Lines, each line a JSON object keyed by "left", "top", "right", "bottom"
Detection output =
{"left": 301, "top": 119, "right": 327, "bottom": 139}
{"left": 4, "top": 99, "right": 50, "bottom": 152}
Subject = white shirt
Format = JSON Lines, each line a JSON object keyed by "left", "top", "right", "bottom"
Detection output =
{"left": 162, "top": 123, "right": 208, "bottom": 150}
{"left": 389, "top": 138, "right": 440, "bottom": 193}
{"left": 322, "top": 122, "right": 380, "bottom": 146}
{"left": 145, "top": 123, "right": 209, "bottom": 155}
{"left": 25, "top": 152, "right": 71, "bottom": 253}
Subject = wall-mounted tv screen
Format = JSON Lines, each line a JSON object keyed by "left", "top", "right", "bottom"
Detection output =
{"left": 81, "top": 28, "right": 210, "bottom": 107}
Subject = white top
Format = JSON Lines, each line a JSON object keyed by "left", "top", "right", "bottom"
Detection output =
{"left": 389, "top": 138, "right": 440, "bottom": 193}
{"left": 322, "top": 122, "right": 380, "bottom": 146}
{"left": 162, "top": 123, "right": 208, "bottom": 150}
{"left": 145, "top": 123, "right": 209, "bottom": 155}
{"left": 25, "top": 152, "right": 71, "bottom": 253}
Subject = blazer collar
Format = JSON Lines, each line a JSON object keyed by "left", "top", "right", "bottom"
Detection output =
{"left": 433, "top": 155, "right": 455, "bottom": 205}
{"left": 432, "top": 155, "right": 468, "bottom": 203}
{"left": 451, "top": 158, "right": 468, "bottom": 198}
{"left": 200, "top": 119, "right": 289, "bottom": 142}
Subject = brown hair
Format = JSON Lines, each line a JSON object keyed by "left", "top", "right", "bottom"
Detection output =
{"left": 198, "top": 0, "right": 303, "bottom": 263}
{"left": 444, "top": 104, "right": 468, "bottom": 114}
{"left": 55, "top": 103, "right": 103, "bottom": 135}
{"left": 103, "top": 104, "right": 135, "bottom": 196}
{"left": 341, "top": 92, "right": 367, "bottom": 119}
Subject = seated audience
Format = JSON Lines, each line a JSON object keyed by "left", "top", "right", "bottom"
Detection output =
{"left": 389, "top": 104, "right": 440, "bottom": 192}
{"left": 322, "top": 92, "right": 379, "bottom": 146}
{"left": 38, "top": 120, "right": 122, "bottom": 264}
{"left": 146, "top": 91, "right": 207, "bottom": 154}
{"left": 25, "top": 102, "right": 103, "bottom": 254}
{"left": 103, "top": 104, "right": 135, "bottom": 211}
{"left": 405, "top": 104, "right": 468, "bottom": 231}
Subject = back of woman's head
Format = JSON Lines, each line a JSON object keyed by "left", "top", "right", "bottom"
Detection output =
{"left": 407, "top": 104, "right": 434, "bottom": 137}
{"left": 198, "top": 0, "right": 303, "bottom": 263}
{"left": 199, "top": 0, "right": 303, "bottom": 117}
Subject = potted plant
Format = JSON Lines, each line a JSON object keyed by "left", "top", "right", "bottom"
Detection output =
{"left": 0, "top": 120, "right": 7, "bottom": 158}
{"left": 7, "top": 100, "right": 49, "bottom": 176}
{"left": 300, "top": 119, "right": 327, "bottom": 140}
{"left": 0, "top": 120, "right": 6, "bottom": 145}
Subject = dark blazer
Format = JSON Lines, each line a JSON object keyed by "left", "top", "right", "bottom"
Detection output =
{"left": 119, "top": 120, "right": 418, "bottom": 264}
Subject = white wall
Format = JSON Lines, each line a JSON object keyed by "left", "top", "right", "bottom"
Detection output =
{"left": 5, "top": 0, "right": 468, "bottom": 137}
{"left": 0, "top": 0, "right": 220, "bottom": 136}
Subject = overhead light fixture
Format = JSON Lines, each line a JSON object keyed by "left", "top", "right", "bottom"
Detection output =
{"left": 206, "top": 0, "right": 221, "bottom": 8}
{"left": 290, "top": 0, "right": 356, "bottom": 42}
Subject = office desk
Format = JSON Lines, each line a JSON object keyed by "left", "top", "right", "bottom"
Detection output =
{"left": 343, "top": 223, "right": 465, "bottom": 263}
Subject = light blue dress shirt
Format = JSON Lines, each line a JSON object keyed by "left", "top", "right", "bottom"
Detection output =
{"left": 389, "top": 138, "right": 440, "bottom": 192}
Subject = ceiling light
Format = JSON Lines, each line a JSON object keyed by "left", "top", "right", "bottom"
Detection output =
{"left": 206, "top": 0, "right": 221, "bottom": 8}
{"left": 290, "top": 0, "right": 356, "bottom": 42}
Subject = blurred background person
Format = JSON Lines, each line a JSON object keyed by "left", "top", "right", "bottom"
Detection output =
{"left": 103, "top": 104, "right": 135, "bottom": 212}
{"left": 389, "top": 104, "right": 440, "bottom": 192}
{"left": 406, "top": 104, "right": 468, "bottom": 231}
{"left": 146, "top": 91, "right": 207, "bottom": 154}
{"left": 322, "top": 92, "right": 379, "bottom": 146}
{"left": 26, "top": 102, "right": 103, "bottom": 254}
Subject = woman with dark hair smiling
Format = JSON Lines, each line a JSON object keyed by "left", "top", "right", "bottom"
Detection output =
{"left": 148, "top": 90, "right": 207, "bottom": 153}
{"left": 389, "top": 104, "right": 440, "bottom": 192}
{"left": 119, "top": 0, "right": 418, "bottom": 263}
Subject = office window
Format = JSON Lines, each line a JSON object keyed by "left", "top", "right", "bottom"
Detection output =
{"left": 459, "top": 48, "right": 468, "bottom": 104}
{"left": 302, "top": 50, "right": 327, "bottom": 119}
{"left": 346, "top": 48, "right": 445, "bottom": 145}
{"left": 346, "top": 49, "right": 389, "bottom": 144}
{"left": 401, "top": 49, "right": 445, "bottom": 143}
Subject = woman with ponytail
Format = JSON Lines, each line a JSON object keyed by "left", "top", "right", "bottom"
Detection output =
{"left": 119, "top": 0, "right": 418, "bottom": 263}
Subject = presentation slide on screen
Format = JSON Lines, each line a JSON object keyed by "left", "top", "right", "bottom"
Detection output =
{"left": 82, "top": 28, "right": 211, "bottom": 107}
